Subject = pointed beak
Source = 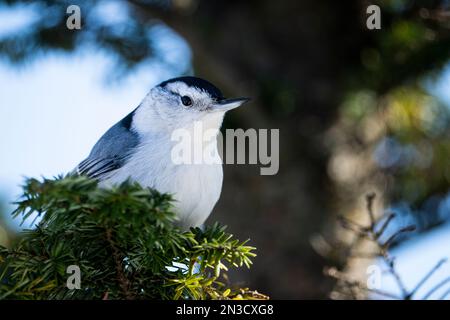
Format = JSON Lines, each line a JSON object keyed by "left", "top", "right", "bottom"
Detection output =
{"left": 212, "top": 97, "right": 251, "bottom": 112}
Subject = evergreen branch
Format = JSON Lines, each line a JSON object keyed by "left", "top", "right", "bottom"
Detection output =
{"left": 0, "top": 176, "right": 264, "bottom": 300}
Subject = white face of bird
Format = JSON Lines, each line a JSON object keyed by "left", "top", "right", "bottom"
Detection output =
{"left": 133, "top": 80, "right": 249, "bottom": 134}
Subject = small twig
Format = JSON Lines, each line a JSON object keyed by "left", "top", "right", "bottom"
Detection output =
{"left": 422, "top": 276, "right": 450, "bottom": 300}
{"left": 409, "top": 259, "right": 447, "bottom": 299}
{"left": 338, "top": 215, "right": 368, "bottom": 235}
{"left": 327, "top": 193, "right": 449, "bottom": 300}
{"left": 366, "top": 193, "right": 376, "bottom": 230}
{"left": 381, "top": 255, "right": 409, "bottom": 299}
{"left": 382, "top": 225, "right": 416, "bottom": 249}
{"left": 374, "top": 212, "right": 396, "bottom": 240}
{"left": 439, "top": 288, "right": 450, "bottom": 300}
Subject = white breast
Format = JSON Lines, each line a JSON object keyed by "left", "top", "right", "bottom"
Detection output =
{"left": 101, "top": 133, "right": 223, "bottom": 230}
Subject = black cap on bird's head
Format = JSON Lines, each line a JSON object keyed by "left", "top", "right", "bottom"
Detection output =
{"left": 159, "top": 76, "right": 224, "bottom": 101}
{"left": 158, "top": 76, "right": 250, "bottom": 112}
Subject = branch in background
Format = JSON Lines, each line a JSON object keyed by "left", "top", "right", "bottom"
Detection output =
{"left": 422, "top": 276, "right": 450, "bottom": 300}
{"left": 325, "top": 194, "right": 450, "bottom": 300}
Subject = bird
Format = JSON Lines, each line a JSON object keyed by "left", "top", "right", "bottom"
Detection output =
{"left": 75, "top": 76, "right": 250, "bottom": 230}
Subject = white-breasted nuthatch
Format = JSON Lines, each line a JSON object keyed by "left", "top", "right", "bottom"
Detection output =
{"left": 76, "top": 76, "right": 249, "bottom": 229}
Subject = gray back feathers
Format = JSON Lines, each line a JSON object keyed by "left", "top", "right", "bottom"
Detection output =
{"left": 76, "top": 108, "right": 140, "bottom": 180}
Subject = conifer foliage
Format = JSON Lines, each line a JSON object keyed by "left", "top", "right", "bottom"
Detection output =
{"left": 0, "top": 176, "right": 263, "bottom": 300}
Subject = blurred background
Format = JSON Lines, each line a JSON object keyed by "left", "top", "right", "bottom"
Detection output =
{"left": 0, "top": 0, "right": 449, "bottom": 299}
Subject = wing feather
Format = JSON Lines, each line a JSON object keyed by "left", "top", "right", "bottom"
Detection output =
{"left": 75, "top": 109, "right": 140, "bottom": 181}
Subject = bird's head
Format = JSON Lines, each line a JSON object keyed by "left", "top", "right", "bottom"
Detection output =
{"left": 133, "top": 76, "right": 250, "bottom": 134}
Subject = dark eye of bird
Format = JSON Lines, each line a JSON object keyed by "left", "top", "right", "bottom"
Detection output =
{"left": 181, "top": 96, "right": 193, "bottom": 107}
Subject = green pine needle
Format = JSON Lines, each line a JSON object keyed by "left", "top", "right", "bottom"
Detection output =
{"left": 0, "top": 176, "right": 266, "bottom": 300}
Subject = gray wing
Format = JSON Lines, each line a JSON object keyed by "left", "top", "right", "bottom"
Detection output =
{"left": 76, "top": 109, "right": 140, "bottom": 181}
